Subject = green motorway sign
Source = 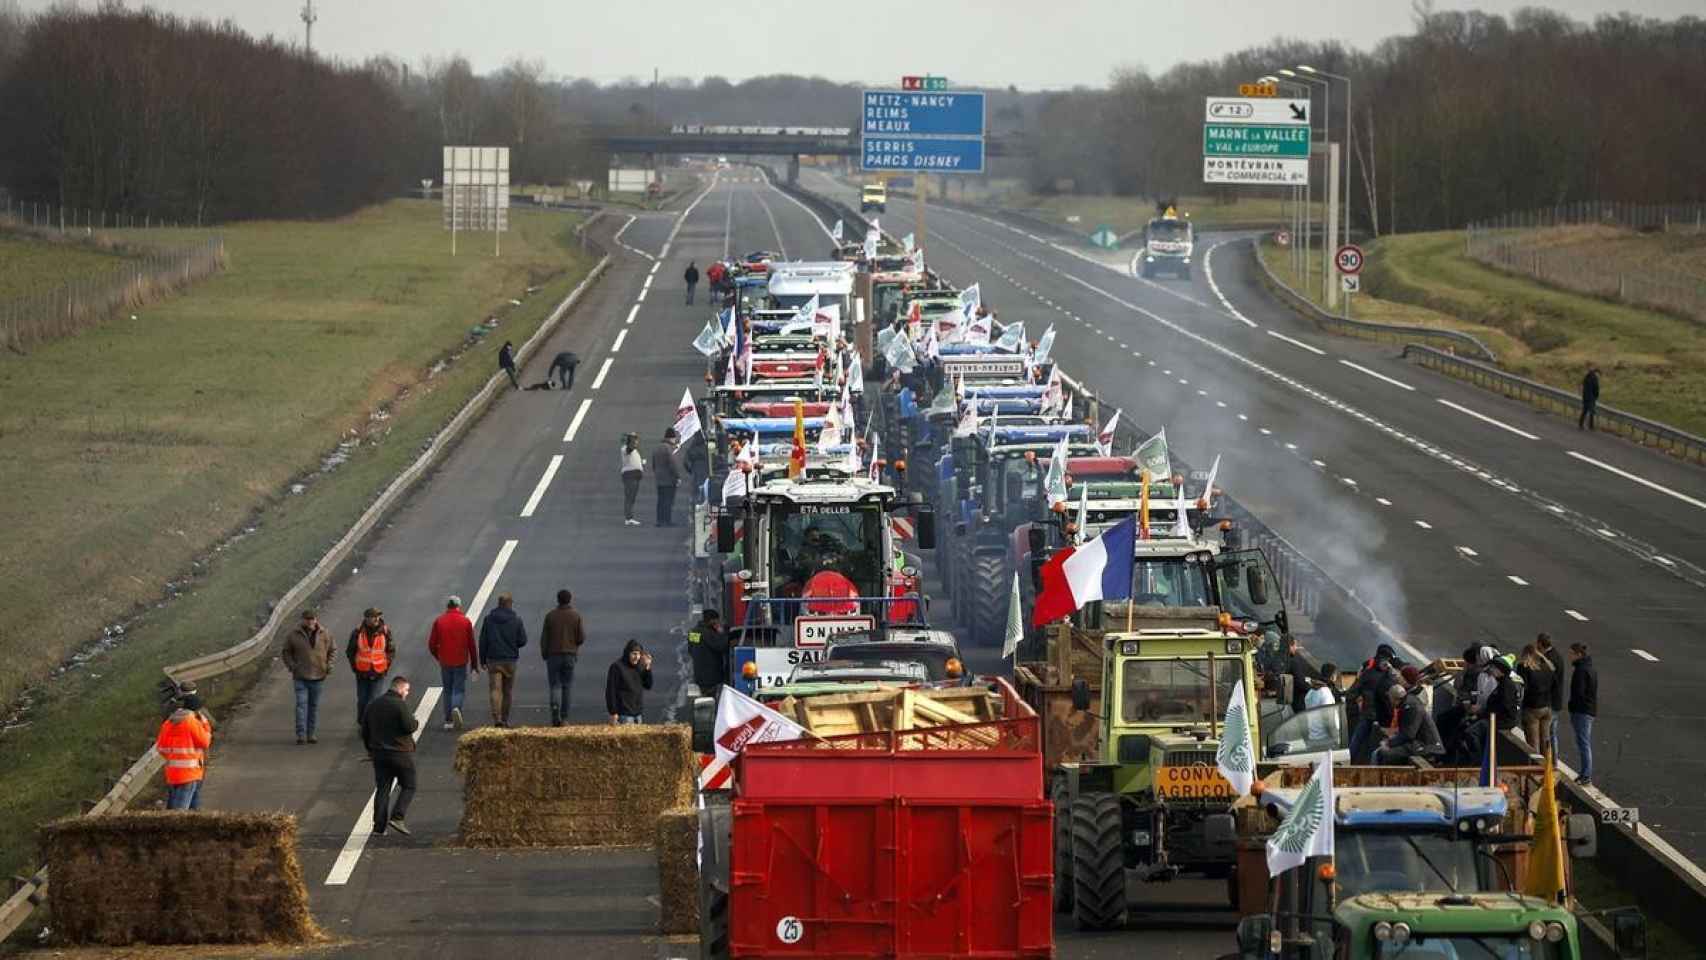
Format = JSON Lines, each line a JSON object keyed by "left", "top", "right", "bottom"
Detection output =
{"left": 1203, "top": 124, "right": 1310, "bottom": 158}
{"left": 1089, "top": 225, "right": 1120, "bottom": 250}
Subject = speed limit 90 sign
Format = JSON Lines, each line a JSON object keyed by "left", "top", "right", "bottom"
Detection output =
{"left": 1335, "top": 244, "right": 1365, "bottom": 275}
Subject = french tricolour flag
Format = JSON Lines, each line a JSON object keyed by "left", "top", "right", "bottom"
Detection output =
{"left": 1031, "top": 516, "right": 1137, "bottom": 626}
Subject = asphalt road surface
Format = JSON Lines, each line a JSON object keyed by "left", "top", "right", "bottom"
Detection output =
{"left": 803, "top": 169, "right": 1706, "bottom": 872}
{"left": 196, "top": 168, "right": 1236, "bottom": 958}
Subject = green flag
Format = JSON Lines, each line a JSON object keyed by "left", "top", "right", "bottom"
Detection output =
{"left": 1135, "top": 427, "right": 1170, "bottom": 482}
{"left": 1002, "top": 571, "right": 1024, "bottom": 659}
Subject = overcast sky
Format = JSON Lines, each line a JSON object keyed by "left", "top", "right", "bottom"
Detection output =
{"left": 20, "top": 0, "right": 1698, "bottom": 88}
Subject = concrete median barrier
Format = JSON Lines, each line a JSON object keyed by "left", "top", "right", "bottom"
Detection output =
{"left": 453, "top": 725, "right": 695, "bottom": 847}
{"left": 38, "top": 811, "right": 319, "bottom": 946}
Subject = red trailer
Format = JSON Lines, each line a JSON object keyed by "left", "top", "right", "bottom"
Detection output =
{"left": 698, "top": 680, "right": 1054, "bottom": 959}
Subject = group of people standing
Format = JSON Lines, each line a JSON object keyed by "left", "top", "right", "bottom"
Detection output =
{"left": 621, "top": 427, "right": 705, "bottom": 526}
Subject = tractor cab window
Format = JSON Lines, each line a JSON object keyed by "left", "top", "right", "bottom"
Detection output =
{"left": 772, "top": 503, "right": 883, "bottom": 601}
{"left": 1147, "top": 220, "right": 1192, "bottom": 244}
{"left": 995, "top": 455, "right": 1043, "bottom": 516}
{"left": 1131, "top": 558, "right": 1212, "bottom": 607}
{"left": 1214, "top": 549, "right": 1284, "bottom": 626}
{"left": 1120, "top": 657, "right": 1240, "bottom": 724}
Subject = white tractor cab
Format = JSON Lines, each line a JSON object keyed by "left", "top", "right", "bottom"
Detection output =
{"left": 714, "top": 474, "right": 936, "bottom": 696}
{"left": 767, "top": 262, "right": 855, "bottom": 326}
{"left": 1137, "top": 206, "right": 1195, "bottom": 280}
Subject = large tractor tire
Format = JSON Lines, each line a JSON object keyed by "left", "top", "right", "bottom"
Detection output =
{"left": 1052, "top": 781, "right": 1075, "bottom": 913}
{"left": 969, "top": 553, "right": 1007, "bottom": 646}
{"left": 1071, "top": 792, "right": 1128, "bottom": 931}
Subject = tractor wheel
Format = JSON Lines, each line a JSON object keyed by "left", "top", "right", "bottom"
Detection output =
{"left": 1052, "top": 781, "right": 1075, "bottom": 913}
{"left": 970, "top": 553, "right": 1006, "bottom": 646}
{"left": 1071, "top": 792, "right": 1128, "bottom": 931}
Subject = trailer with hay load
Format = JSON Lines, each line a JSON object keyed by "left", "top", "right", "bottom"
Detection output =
{"left": 695, "top": 679, "right": 1053, "bottom": 959}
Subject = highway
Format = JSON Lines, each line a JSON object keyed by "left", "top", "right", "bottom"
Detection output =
{"left": 198, "top": 169, "right": 1235, "bottom": 958}
{"left": 800, "top": 169, "right": 1706, "bottom": 868}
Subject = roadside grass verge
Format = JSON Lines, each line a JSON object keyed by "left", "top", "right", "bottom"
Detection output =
{"left": 0, "top": 232, "right": 136, "bottom": 299}
{"left": 0, "top": 199, "right": 593, "bottom": 895}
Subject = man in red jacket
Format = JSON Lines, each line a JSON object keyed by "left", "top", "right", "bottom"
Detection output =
{"left": 427, "top": 595, "right": 479, "bottom": 731}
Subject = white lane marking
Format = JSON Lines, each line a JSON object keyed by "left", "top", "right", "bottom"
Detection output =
{"left": 625, "top": 305, "right": 639, "bottom": 325}
{"left": 1311, "top": 459, "right": 1326, "bottom": 468}
{"left": 563, "top": 398, "right": 593, "bottom": 442}
{"left": 469, "top": 539, "right": 519, "bottom": 620}
{"left": 1215, "top": 401, "right": 1226, "bottom": 408}
{"left": 750, "top": 189, "right": 790, "bottom": 260}
{"left": 1415, "top": 520, "right": 1433, "bottom": 529}
{"left": 658, "top": 242, "right": 670, "bottom": 259}
{"left": 641, "top": 274, "right": 652, "bottom": 291}
{"left": 757, "top": 168, "right": 836, "bottom": 239}
{"left": 1285, "top": 443, "right": 1298, "bottom": 450}
{"left": 635, "top": 287, "right": 647, "bottom": 303}
{"left": 324, "top": 685, "right": 442, "bottom": 885}
{"left": 1565, "top": 609, "right": 1590, "bottom": 622}
{"left": 1259, "top": 428, "right": 1272, "bottom": 435}
{"left": 1237, "top": 414, "right": 1248, "bottom": 421}
{"left": 1341, "top": 477, "right": 1357, "bottom": 486}
{"left": 590, "top": 357, "right": 614, "bottom": 390}
{"left": 1436, "top": 398, "right": 1539, "bottom": 440}
{"left": 1653, "top": 555, "right": 1676, "bottom": 567}
{"left": 519, "top": 455, "right": 564, "bottom": 518}
{"left": 1266, "top": 329, "right": 1327, "bottom": 355}
{"left": 1596, "top": 528, "right": 1617, "bottom": 538}
{"left": 1338, "top": 359, "right": 1415, "bottom": 392}
{"left": 1376, "top": 497, "right": 1392, "bottom": 506}
{"left": 1508, "top": 575, "right": 1529, "bottom": 586}
{"left": 1632, "top": 648, "right": 1660, "bottom": 662}
{"left": 1457, "top": 546, "right": 1479, "bottom": 557}
{"left": 1197, "top": 389, "right": 1208, "bottom": 396}
{"left": 611, "top": 328, "right": 629, "bottom": 353}
{"left": 1202, "top": 241, "right": 1258, "bottom": 328}
{"left": 1566, "top": 451, "right": 1706, "bottom": 511}
{"left": 649, "top": 262, "right": 659, "bottom": 276}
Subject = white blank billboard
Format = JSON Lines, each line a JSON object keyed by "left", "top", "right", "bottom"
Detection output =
{"left": 442, "top": 146, "right": 510, "bottom": 232}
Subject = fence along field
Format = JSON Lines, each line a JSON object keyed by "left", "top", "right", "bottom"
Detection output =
{"left": 0, "top": 218, "right": 225, "bottom": 353}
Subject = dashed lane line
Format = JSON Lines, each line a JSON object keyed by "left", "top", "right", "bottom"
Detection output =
{"left": 1339, "top": 359, "right": 1416, "bottom": 392}
{"left": 1565, "top": 450, "right": 1706, "bottom": 512}
{"left": 611, "top": 328, "right": 629, "bottom": 353}
{"left": 519, "top": 454, "right": 564, "bottom": 518}
{"left": 324, "top": 685, "right": 442, "bottom": 885}
{"left": 1508, "top": 575, "right": 1529, "bottom": 586}
{"left": 1633, "top": 649, "right": 1660, "bottom": 662}
{"left": 1415, "top": 520, "right": 1433, "bottom": 529}
{"left": 1437, "top": 398, "right": 1539, "bottom": 440}
{"left": 1266, "top": 329, "right": 1328, "bottom": 356}
{"left": 625, "top": 305, "right": 639, "bottom": 325}
{"left": 563, "top": 398, "right": 593, "bottom": 442}
{"left": 1565, "top": 609, "right": 1590, "bottom": 622}
{"left": 590, "top": 357, "right": 614, "bottom": 390}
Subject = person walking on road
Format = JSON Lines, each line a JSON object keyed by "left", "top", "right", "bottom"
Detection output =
{"left": 347, "top": 607, "right": 395, "bottom": 725}
{"left": 1517, "top": 643, "right": 1556, "bottom": 755}
{"left": 363, "top": 675, "right": 419, "bottom": 837}
{"left": 652, "top": 428, "right": 684, "bottom": 527}
{"left": 547, "top": 351, "right": 580, "bottom": 390}
{"left": 684, "top": 261, "right": 700, "bottom": 305}
{"left": 1568, "top": 642, "right": 1598, "bottom": 785}
{"left": 620, "top": 432, "right": 645, "bottom": 526}
{"left": 541, "top": 589, "right": 586, "bottom": 726}
{"left": 688, "top": 609, "right": 728, "bottom": 699}
{"left": 428, "top": 595, "right": 478, "bottom": 731}
{"left": 499, "top": 340, "right": 520, "bottom": 390}
{"left": 282, "top": 609, "right": 335, "bottom": 744}
{"left": 605, "top": 638, "right": 654, "bottom": 725}
{"left": 156, "top": 692, "right": 213, "bottom": 810}
{"left": 1579, "top": 364, "right": 1600, "bottom": 430}
{"left": 479, "top": 592, "right": 528, "bottom": 727}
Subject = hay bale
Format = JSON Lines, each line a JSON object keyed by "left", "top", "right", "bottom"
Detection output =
{"left": 655, "top": 807, "right": 700, "bottom": 934}
{"left": 39, "top": 811, "right": 319, "bottom": 946}
{"left": 454, "top": 724, "right": 695, "bottom": 847}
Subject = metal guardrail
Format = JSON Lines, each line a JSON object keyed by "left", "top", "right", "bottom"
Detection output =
{"left": 1402, "top": 343, "right": 1706, "bottom": 466}
{"left": 0, "top": 218, "right": 614, "bottom": 944}
{"left": 1247, "top": 238, "right": 1499, "bottom": 363}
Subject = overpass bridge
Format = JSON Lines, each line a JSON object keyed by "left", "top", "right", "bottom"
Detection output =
{"left": 605, "top": 129, "right": 1034, "bottom": 182}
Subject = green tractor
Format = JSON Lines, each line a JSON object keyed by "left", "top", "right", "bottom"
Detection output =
{"left": 1050, "top": 612, "right": 1259, "bottom": 929}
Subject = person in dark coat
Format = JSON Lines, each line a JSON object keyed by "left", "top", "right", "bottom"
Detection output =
{"left": 684, "top": 261, "right": 700, "bottom": 305}
{"left": 1537, "top": 632, "right": 1566, "bottom": 752}
{"left": 1568, "top": 642, "right": 1598, "bottom": 784}
{"left": 478, "top": 593, "right": 528, "bottom": 727}
{"left": 651, "top": 428, "right": 684, "bottom": 527}
{"left": 605, "top": 638, "right": 654, "bottom": 724}
{"left": 498, "top": 340, "right": 520, "bottom": 389}
{"left": 540, "top": 590, "right": 586, "bottom": 726}
{"left": 547, "top": 351, "right": 579, "bottom": 390}
{"left": 1348, "top": 644, "right": 1402, "bottom": 764}
{"left": 362, "top": 675, "right": 418, "bottom": 836}
{"left": 1579, "top": 365, "right": 1600, "bottom": 430}
{"left": 1517, "top": 644, "right": 1556, "bottom": 754}
{"left": 1285, "top": 635, "right": 1311, "bottom": 715}
{"left": 688, "top": 609, "right": 728, "bottom": 698}
{"left": 1375, "top": 683, "right": 1444, "bottom": 765}
{"left": 1456, "top": 657, "right": 1522, "bottom": 765}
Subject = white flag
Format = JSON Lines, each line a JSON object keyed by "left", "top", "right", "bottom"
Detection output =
{"left": 781, "top": 293, "right": 819, "bottom": 335}
{"left": 673, "top": 388, "right": 702, "bottom": 444}
{"left": 691, "top": 316, "right": 724, "bottom": 357}
{"left": 1097, "top": 409, "right": 1121, "bottom": 456}
{"left": 965, "top": 312, "right": 992, "bottom": 345}
{"left": 1173, "top": 482, "right": 1193, "bottom": 539}
{"left": 883, "top": 331, "right": 917, "bottom": 373}
{"left": 819, "top": 396, "right": 842, "bottom": 454}
{"left": 1074, "top": 482, "right": 1089, "bottom": 545}
{"left": 830, "top": 219, "right": 844, "bottom": 242}
{"left": 867, "top": 434, "right": 881, "bottom": 482}
{"left": 813, "top": 302, "right": 841, "bottom": 342}
{"left": 863, "top": 228, "right": 880, "bottom": 261}
{"left": 1199, "top": 454, "right": 1221, "bottom": 510}
{"left": 701, "top": 687, "right": 810, "bottom": 789}
{"left": 844, "top": 436, "right": 861, "bottom": 476}
{"left": 1043, "top": 435, "right": 1069, "bottom": 507}
{"left": 1135, "top": 428, "right": 1170, "bottom": 482}
{"left": 954, "top": 401, "right": 979, "bottom": 438}
{"left": 902, "top": 231, "right": 915, "bottom": 253}
{"left": 921, "top": 311, "right": 940, "bottom": 360}
{"left": 870, "top": 217, "right": 881, "bottom": 235}
{"left": 1266, "top": 752, "right": 1335, "bottom": 878}
{"left": 847, "top": 353, "right": 864, "bottom": 394}
{"left": 909, "top": 246, "right": 924, "bottom": 273}
{"left": 1033, "top": 324, "right": 1057, "bottom": 366}
{"left": 994, "top": 320, "right": 1025, "bottom": 352}
{"left": 720, "top": 468, "right": 748, "bottom": 506}
{"left": 1002, "top": 571, "right": 1024, "bottom": 659}
{"left": 1043, "top": 366, "right": 1064, "bottom": 415}
{"left": 1216, "top": 678, "right": 1256, "bottom": 797}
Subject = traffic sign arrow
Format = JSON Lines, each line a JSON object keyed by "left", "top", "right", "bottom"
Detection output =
{"left": 1289, "top": 103, "right": 1306, "bottom": 122}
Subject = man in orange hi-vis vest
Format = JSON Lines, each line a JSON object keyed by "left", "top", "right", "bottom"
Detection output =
{"left": 347, "top": 607, "right": 396, "bottom": 725}
{"left": 156, "top": 693, "right": 213, "bottom": 810}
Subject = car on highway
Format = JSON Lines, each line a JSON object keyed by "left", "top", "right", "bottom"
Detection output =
{"left": 785, "top": 658, "right": 930, "bottom": 685}
{"left": 824, "top": 628, "right": 964, "bottom": 681}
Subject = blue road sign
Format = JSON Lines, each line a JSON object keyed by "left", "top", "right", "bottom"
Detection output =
{"left": 861, "top": 136, "right": 985, "bottom": 173}
{"left": 860, "top": 89, "right": 985, "bottom": 174}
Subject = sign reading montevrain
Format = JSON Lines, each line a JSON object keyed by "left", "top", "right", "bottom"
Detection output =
{"left": 861, "top": 89, "right": 986, "bottom": 173}
{"left": 1201, "top": 96, "right": 1310, "bottom": 186}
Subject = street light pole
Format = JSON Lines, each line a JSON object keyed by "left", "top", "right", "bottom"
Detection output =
{"left": 1281, "top": 69, "right": 1331, "bottom": 304}
{"left": 1261, "top": 75, "right": 1309, "bottom": 278}
{"left": 1301, "top": 65, "right": 1354, "bottom": 247}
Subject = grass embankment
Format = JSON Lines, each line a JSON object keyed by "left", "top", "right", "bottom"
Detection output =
{"left": 1256, "top": 232, "right": 1706, "bottom": 438}
{"left": 0, "top": 200, "right": 593, "bottom": 889}
{"left": 0, "top": 232, "right": 136, "bottom": 298}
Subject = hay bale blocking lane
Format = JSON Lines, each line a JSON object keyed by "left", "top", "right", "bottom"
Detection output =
{"left": 454, "top": 723, "right": 695, "bottom": 848}
{"left": 39, "top": 811, "right": 319, "bottom": 946}
{"left": 655, "top": 807, "right": 700, "bottom": 934}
